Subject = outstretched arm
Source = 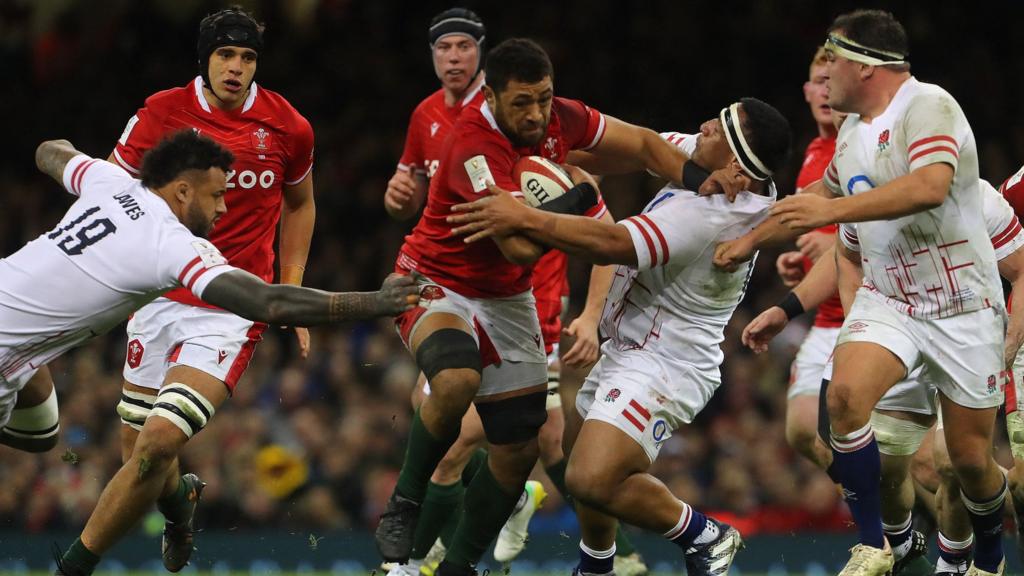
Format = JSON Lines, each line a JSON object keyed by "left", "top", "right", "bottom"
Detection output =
{"left": 200, "top": 270, "right": 418, "bottom": 326}
{"left": 448, "top": 186, "right": 635, "bottom": 266}
{"left": 36, "top": 140, "right": 82, "bottom": 183}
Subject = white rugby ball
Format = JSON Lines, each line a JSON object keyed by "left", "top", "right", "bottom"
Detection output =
{"left": 512, "top": 156, "right": 574, "bottom": 207}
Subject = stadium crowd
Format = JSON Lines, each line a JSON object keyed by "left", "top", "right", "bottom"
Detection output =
{"left": 0, "top": 0, "right": 1021, "bottom": 544}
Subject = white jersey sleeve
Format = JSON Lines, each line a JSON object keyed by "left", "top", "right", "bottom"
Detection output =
{"left": 839, "top": 222, "right": 860, "bottom": 253}
{"left": 903, "top": 91, "right": 964, "bottom": 174}
{"left": 619, "top": 199, "right": 706, "bottom": 271}
{"left": 157, "top": 231, "right": 236, "bottom": 301}
{"left": 824, "top": 158, "right": 841, "bottom": 196}
{"left": 982, "top": 179, "right": 1024, "bottom": 261}
{"left": 62, "top": 155, "right": 134, "bottom": 199}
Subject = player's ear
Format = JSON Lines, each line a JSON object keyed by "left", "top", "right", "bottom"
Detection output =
{"left": 803, "top": 81, "right": 813, "bottom": 103}
{"left": 483, "top": 85, "right": 496, "bottom": 108}
{"left": 174, "top": 179, "right": 193, "bottom": 203}
{"left": 859, "top": 63, "right": 875, "bottom": 81}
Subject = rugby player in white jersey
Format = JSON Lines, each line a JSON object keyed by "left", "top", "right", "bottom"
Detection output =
{"left": 2, "top": 131, "right": 418, "bottom": 576}
{"left": 744, "top": 178, "right": 1024, "bottom": 575}
{"left": 714, "top": 10, "right": 1008, "bottom": 575}
{"left": 447, "top": 97, "right": 792, "bottom": 576}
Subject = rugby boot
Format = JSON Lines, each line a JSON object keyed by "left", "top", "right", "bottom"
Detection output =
{"left": 683, "top": 518, "right": 744, "bottom": 576}
{"left": 612, "top": 552, "right": 649, "bottom": 576}
{"left": 837, "top": 541, "right": 894, "bottom": 576}
{"left": 892, "top": 529, "right": 932, "bottom": 576}
{"left": 964, "top": 560, "right": 1005, "bottom": 576}
{"left": 376, "top": 490, "right": 422, "bottom": 563}
{"left": 494, "top": 480, "right": 547, "bottom": 562}
{"left": 162, "top": 472, "right": 206, "bottom": 572}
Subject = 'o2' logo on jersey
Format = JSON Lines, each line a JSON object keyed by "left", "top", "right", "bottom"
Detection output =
{"left": 226, "top": 169, "right": 276, "bottom": 190}
{"left": 846, "top": 174, "right": 876, "bottom": 195}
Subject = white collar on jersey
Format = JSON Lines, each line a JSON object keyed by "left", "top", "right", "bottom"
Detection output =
{"left": 479, "top": 100, "right": 509, "bottom": 138}
{"left": 461, "top": 82, "right": 483, "bottom": 107}
{"left": 192, "top": 76, "right": 258, "bottom": 114}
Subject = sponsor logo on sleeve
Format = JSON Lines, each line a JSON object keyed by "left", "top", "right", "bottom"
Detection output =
{"left": 464, "top": 155, "right": 495, "bottom": 193}
{"left": 118, "top": 115, "right": 140, "bottom": 146}
{"left": 192, "top": 240, "right": 228, "bottom": 268}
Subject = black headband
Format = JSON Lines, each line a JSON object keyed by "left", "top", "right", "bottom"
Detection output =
{"left": 429, "top": 10, "right": 485, "bottom": 46}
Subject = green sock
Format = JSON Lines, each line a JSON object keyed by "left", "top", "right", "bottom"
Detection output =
{"left": 62, "top": 538, "right": 100, "bottom": 575}
{"left": 446, "top": 461, "right": 523, "bottom": 568}
{"left": 396, "top": 409, "right": 459, "bottom": 502}
{"left": 546, "top": 458, "right": 638, "bottom": 557}
{"left": 156, "top": 475, "right": 189, "bottom": 524}
{"left": 411, "top": 481, "right": 464, "bottom": 559}
{"left": 461, "top": 448, "right": 487, "bottom": 486}
{"left": 438, "top": 492, "right": 463, "bottom": 548}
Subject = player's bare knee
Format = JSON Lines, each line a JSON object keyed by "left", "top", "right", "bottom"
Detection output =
{"left": 537, "top": 418, "right": 564, "bottom": 465}
{"left": 825, "top": 382, "right": 866, "bottom": 433}
{"left": 565, "top": 458, "right": 616, "bottom": 507}
{"left": 428, "top": 370, "right": 479, "bottom": 413}
{"left": 785, "top": 423, "right": 819, "bottom": 461}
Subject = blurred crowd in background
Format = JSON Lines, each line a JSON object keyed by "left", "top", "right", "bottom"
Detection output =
{"left": 0, "top": 0, "right": 1021, "bottom": 540}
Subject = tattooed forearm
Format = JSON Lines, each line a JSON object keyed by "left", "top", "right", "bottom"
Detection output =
{"left": 36, "top": 140, "right": 81, "bottom": 183}
{"left": 328, "top": 291, "right": 378, "bottom": 322}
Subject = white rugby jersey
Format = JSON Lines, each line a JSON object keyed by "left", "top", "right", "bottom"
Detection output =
{"left": 0, "top": 155, "right": 235, "bottom": 384}
{"left": 824, "top": 77, "right": 1001, "bottom": 318}
{"left": 842, "top": 179, "right": 1024, "bottom": 264}
{"left": 601, "top": 133, "right": 774, "bottom": 372}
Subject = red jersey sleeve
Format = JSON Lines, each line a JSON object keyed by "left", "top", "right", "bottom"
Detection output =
{"left": 556, "top": 98, "right": 606, "bottom": 152}
{"left": 112, "top": 96, "right": 168, "bottom": 175}
{"left": 450, "top": 135, "right": 519, "bottom": 200}
{"left": 1001, "top": 165, "right": 1024, "bottom": 219}
{"left": 283, "top": 114, "right": 315, "bottom": 185}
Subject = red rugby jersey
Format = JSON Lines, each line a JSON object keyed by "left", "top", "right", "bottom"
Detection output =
{"left": 399, "top": 86, "right": 485, "bottom": 179}
{"left": 113, "top": 77, "right": 314, "bottom": 308}
{"left": 397, "top": 97, "right": 607, "bottom": 299}
{"left": 795, "top": 135, "right": 843, "bottom": 327}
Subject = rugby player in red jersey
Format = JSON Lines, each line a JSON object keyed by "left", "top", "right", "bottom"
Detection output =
{"left": 56, "top": 8, "right": 316, "bottom": 574}
{"left": 375, "top": 37, "right": 739, "bottom": 576}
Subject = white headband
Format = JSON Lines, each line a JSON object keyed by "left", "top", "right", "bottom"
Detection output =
{"left": 825, "top": 34, "right": 906, "bottom": 66}
{"left": 720, "top": 103, "right": 771, "bottom": 181}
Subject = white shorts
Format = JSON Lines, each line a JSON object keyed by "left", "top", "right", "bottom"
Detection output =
{"left": 576, "top": 344, "right": 718, "bottom": 463}
{"left": 788, "top": 326, "right": 840, "bottom": 399}
{"left": 124, "top": 298, "right": 265, "bottom": 392}
{"left": 396, "top": 276, "right": 547, "bottom": 398}
{"left": 822, "top": 355, "right": 938, "bottom": 416}
{"left": 836, "top": 289, "right": 1006, "bottom": 409}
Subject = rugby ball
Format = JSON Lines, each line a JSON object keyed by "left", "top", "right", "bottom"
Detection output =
{"left": 513, "top": 156, "right": 574, "bottom": 207}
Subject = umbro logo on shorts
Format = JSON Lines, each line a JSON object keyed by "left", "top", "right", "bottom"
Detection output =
{"left": 847, "top": 321, "right": 869, "bottom": 333}
{"left": 217, "top": 350, "right": 228, "bottom": 364}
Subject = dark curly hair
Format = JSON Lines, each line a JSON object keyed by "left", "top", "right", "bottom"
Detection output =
{"left": 140, "top": 130, "right": 234, "bottom": 189}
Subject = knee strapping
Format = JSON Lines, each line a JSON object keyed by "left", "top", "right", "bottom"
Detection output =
{"left": 3, "top": 387, "right": 59, "bottom": 449}
{"left": 546, "top": 371, "right": 561, "bottom": 410}
{"left": 476, "top": 391, "right": 548, "bottom": 445}
{"left": 117, "top": 389, "right": 158, "bottom": 431}
{"left": 870, "top": 411, "right": 931, "bottom": 456}
{"left": 416, "top": 328, "right": 481, "bottom": 380}
{"left": 149, "top": 383, "right": 215, "bottom": 439}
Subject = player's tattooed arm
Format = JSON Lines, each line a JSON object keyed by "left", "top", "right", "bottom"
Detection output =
{"left": 35, "top": 140, "right": 81, "bottom": 183}
{"left": 200, "top": 270, "right": 419, "bottom": 326}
